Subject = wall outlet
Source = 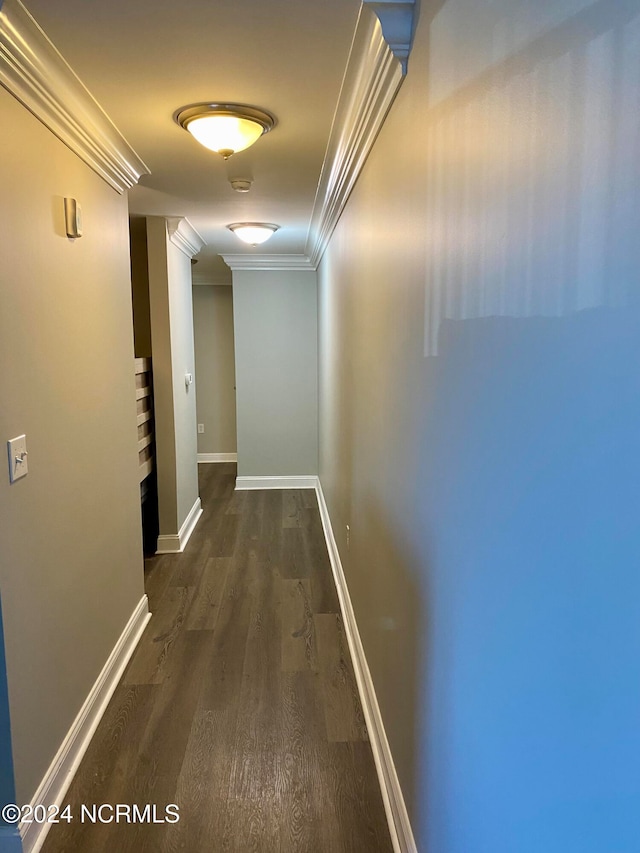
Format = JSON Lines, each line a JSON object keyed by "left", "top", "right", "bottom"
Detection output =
{"left": 197, "top": 423, "right": 205, "bottom": 434}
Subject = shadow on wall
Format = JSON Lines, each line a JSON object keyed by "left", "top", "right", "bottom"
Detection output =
{"left": 423, "top": 0, "right": 640, "bottom": 355}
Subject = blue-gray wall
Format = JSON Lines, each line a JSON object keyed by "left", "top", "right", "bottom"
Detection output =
{"left": 318, "top": 2, "right": 640, "bottom": 850}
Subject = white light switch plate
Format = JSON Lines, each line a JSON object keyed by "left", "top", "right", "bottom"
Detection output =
{"left": 8, "top": 435, "right": 28, "bottom": 483}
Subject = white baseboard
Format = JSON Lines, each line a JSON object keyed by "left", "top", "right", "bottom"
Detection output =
{"left": 235, "top": 475, "right": 318, "bottom": 491}
{"left": 20, "top": 596, "right": 151, "bottom": 853}
{"left": 156, "top": 497, "right": 202, "bottom": 554}
{"left": 197, "top": 453, "right": 237, "bottom": 463}
{"left": 315, "top": 482, "right": 417, "bottom": 853}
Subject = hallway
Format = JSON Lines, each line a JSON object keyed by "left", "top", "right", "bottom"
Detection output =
{"left": 3, "top": 1, "right": 640, "bottom": 850}
{"left": 41, "top": 464, "right": 392, "bottom": 853}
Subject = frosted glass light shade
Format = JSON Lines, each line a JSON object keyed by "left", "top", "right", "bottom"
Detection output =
{"left": 186, "top": 116, "right": 263, "bottom": 156}
{"left": 228, "top": 223, "right": 280, "bottom": 245}
{"left": 176, "top": 104, "right": 275, "bottom": 159}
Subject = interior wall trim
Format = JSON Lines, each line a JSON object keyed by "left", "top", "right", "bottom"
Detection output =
{"left": 221, "top": 254, "right": 317, "bottom": 272}
{"left": 19, "top": 596, "right": 151, "bottom": 853}
{"left": 315, "top": 480, "right": 417, "bottom": 853}
{"left": 166, "top": 217, "right": 205, "bottom": 259}
{"left": 235, "top": 475, "right": 317, "bottom": 491}
{"left": 363, "top": 0, "right": 416, "bottom": 72}
{"left": 156, "top": 496, "right": 202, "bottom": 554}
{"left": 305, "top": 2, "right": 412, "bottom": 268}
{"left": 0, "top": 0, "right": 149, "bottom": 193}
{"left": 197, "top": 453, "right": 237, "bottom": 463}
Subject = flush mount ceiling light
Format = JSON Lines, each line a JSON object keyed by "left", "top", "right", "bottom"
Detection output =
{"left": 228, "top": 223, "right": 280, "bottom": 245}
{"left": 176, "top": 103, "right": 276, "bottom": 159}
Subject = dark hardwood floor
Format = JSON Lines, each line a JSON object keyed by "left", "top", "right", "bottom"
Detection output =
{"left": 42, "top": 463, "right": 393, "bottom": 852}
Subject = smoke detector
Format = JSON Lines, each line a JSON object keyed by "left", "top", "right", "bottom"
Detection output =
{"left": 230, "top": 178, "right": 252, "bottom": 193}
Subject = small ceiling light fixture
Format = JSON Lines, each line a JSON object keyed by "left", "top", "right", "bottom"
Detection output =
{"left": 176, "top": 103, "right": 276, "bottom": 159}
{"left": 228, "top": 222, "right": 280, "bottom": 246}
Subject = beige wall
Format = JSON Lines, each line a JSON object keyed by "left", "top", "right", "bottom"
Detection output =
{"left": 318, "top": 2, "right": 640, "bottom": 850}
{"left": 193, "top": 285, "right": 237, "bottom": 455}
{"left": 146, "top": 217, "right": 199, "bottom": 535}
{"left": 233, "top": 270, "right": 318, "bottom": 477}
{"left": 0, "top": 87, "right": 145, "bottom": 803}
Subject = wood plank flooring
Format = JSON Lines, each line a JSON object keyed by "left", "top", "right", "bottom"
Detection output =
{"left": 42, "top": 463, "right": 393, "bottom": 853}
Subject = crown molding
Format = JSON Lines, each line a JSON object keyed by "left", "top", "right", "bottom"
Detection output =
{"left": 305, "top": 1, "right": 414, "bottom": 268}
{"left": 221, "top": 254, "right": 317, "bottom": 271}
{"left": 0, "top": 0, "right": 149, "bottom": 194}
{"left": 167, "top": 217, "right": 205, "bottom": 259}
{"left": 364, "top": 0, "right": 416, "bottom": 72}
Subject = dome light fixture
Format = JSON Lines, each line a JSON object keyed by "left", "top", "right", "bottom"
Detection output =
{"left": 176, "top": 103, "right": 276, "bottom": 159}
{"left": 228, "top": 223, "right": 280, "bottom": 246}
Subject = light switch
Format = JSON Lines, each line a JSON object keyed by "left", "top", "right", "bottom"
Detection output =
{"left": 7, "top": 435, "right": 28, "bottom": 483}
